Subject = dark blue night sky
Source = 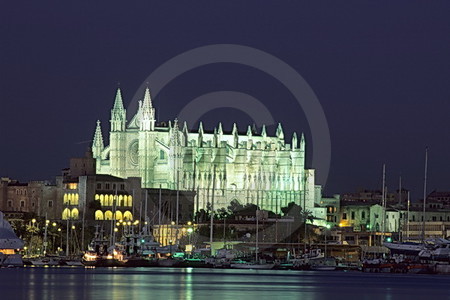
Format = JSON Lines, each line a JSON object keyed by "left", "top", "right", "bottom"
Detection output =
{"left": 1, "top": 1, "right": 450, "bottom": 200}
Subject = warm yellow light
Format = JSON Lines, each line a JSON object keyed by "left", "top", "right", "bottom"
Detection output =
{"left": 58, "top": 228, "right": 61, "bottom": 232}
{"left": 171, "top": 221, "right": 175, "bottom": 225}
{"left": 71, "top": 225, "right": 75, "bottom": 230}
{"left": 127, "top": 221, "right": 131, "bottom": 226}
{"left": 114, "top": 228, "right": 118, "bottom": 232}
{"left": 187, "top": 221, "right": 192, "bottom": 226}
{"left": 45, "top": 220, "right": 50, "bottom": 224}
{"left": 32, "top": 219, "right": 36, "bottom": 223}
{"left": 116, "top": 222, "right": 120, "bottom": 226}
{"left": 52, "top": 222, "right": 57, "bottom": 227}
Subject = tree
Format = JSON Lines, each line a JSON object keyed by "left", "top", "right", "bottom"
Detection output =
{"left": 281, "top": 202, "right": 302, "bottom": 219}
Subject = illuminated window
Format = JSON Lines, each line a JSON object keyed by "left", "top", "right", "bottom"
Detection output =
{"left": 115, "top": 210, "right": 123, "bottom": 221}
{"left": 67, "top": 183, "right": 78, "bottom": 190}
{"left": 95, "top": 210, "right": 104, "bottom": 220}
{"left": 124, "top": 211, "right": 133, "bottom": 221}
{"left": 71, "top": 208, "right": 79, "bottom": 220}
{"left": 62, "top": 208, "right": 70, "bottom": 220}
{"left": 127, "top": 195, "right": 133, "bottom": 207}
{"left": 105, "top": 210, "right": 113, "bottom": 220}
{"left": 63, "top": 194, "right": 68, "bottom": 205}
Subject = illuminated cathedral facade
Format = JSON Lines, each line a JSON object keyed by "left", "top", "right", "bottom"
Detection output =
{"left": 92, "top": 88, "right": 324, "bottom": 216}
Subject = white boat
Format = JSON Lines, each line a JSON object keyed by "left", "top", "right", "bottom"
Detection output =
{"left": 0, "top": 211, "right": 24, "bottom": 267}
{"left": 419, "top": 238, "right": 450, "bottom": 260}
{"left": 383, "top": 241, "right": 425, "bottom": 256}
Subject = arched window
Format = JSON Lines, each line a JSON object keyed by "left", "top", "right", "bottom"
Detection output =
{"left": 95, "top": 210, "right": 104, "bottom": 220}
{"left": 127, "top": 195, "right": 133, "bottom": 207}
{"left": 63, "top": 194, "right": 68, "bottom": 205}
{"left": 109, "top": 195, "right": 114, "bottom": 206}
{"left": 99, "top": 194, "right": 105, "bottom": 206}
{"left": 119, "top": 195, "right": 124, "bottom": 206}
{"left": 123, "top": 211, "right": 133, "bottom": 221}
{"left": 115, "top": 210, "right": 123, "bottom": 221}
{"left": 71, "top": 208, "right": 79, "bottom": 220}
{"left": 105, "top": 210, "right": 113, "bottom": 220}
{"left": 62, "top": 208, "right": 70, "bottom": 220}
{"left": 74, "top": 194, "right": 79, "bottom": 205}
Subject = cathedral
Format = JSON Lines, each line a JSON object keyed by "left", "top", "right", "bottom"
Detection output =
{"left": 92, "top": 87, "right": 324, "bottom": 217}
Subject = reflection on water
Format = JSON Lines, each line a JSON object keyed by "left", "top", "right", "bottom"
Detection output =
{"left": 1, "top": 267, "right": 450, "bottom": 300}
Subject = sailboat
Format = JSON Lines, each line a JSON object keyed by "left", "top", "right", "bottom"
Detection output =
{"left": 383, "top": 149, "right": 430, "bottom": 256}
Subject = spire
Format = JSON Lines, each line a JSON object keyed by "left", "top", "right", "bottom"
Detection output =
{"left": 276, "top": 123, "right": 284, "bottom": 140}
{"left": 232, "top": 123, "right": 238, "bottom": 135}
{"left": 142, "top": 87, "right": 153, "bottom": 110}
{"left": 198, "top": 122, "right": 204, "bottom": 147}
{"left": 113, "top": 87, "right": 125, "bottom": 111}
{"left": 217, "top": 122, "right": 223, "bottom": 135}
{"left": 170, "top": 118, "right": 180, "bottom": 146}
{"left": 140, "top": 87, "right": 156, "bottom": 131}
{"left": 232, "top": 123, "right": 238, "bottom": 148}
{"left": 300, "top": 133, "right": 305, "bottom": 152}
{"left": 261, "top": 125, "right": 267, "bottom": 138}
{"left": 182, "top": 121, "right": 189, "bottom": 146}
{"left": 292, "top": 132, "right": 298, "bottom": 150}
{"left": 246, "top": 125, "right": 252, "bottom": 137}
{"left": 110, "top": 87, "right": 126, "bottom": 132}
{"left": 93, "top": 120, "right": 104, "bottom": 158}
{"left": 213, "top": 127, "right": 218, "bottom": 147}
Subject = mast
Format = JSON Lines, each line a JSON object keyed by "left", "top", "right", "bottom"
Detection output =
{"left": 158, "top": 185, "right": 162, "bottom": 227}
{"left": 422, "top": 148, "right": 428, "bottom": 241}
{"left": 209, "top": 165, "right": 216, "bottom": 245}
{"left": 381, "top": 164, "right": 386, "bottom": 244}
{"left": 406, "top": 191, "right": 410, "bottom": 240}
{"left": 255, "top": 170, "right": 260, "bottom": 263}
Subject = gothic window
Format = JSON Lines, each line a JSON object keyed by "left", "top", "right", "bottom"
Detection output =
{"left": 105, "top": 183, "right": 110, "bottom": 190}
{"left": 95, "top": 210, "right": 104, "bottom": 220}
{"left": 7, "top": 200, "right": 12, "bottom": 207}
{"left": 160, "top": 150, "right": 165, "bottom": 160}
{"left": 120, "top": 184, "right": 125, "bottom": 190}
{"left": 361, "top": 211, "right": 366, "bottom": 219}
{"left": 342, "top": 213, "right": 347, "bottom": 220}
{"left": 20, "top": 200, "right": 25, "bottom": 207}
{"left": 48, "top": 200, "right": 53, "bottom": 208}
{"left": 351, "top": 212, "right": 355, "bottom": 220}
{"left": 97, "top": 183, "right": 102, "bottom": 189}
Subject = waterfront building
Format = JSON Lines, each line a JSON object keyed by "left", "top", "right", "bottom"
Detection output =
{"left": 92, "top": 87, "right": 324, "bottom": 217}
{"left": 0, "top": 177, "right": 60, "bottom": 220}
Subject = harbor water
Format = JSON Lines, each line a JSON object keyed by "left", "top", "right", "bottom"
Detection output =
{"left": 1, "top": 267, "right": 450, "bottom": 299}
